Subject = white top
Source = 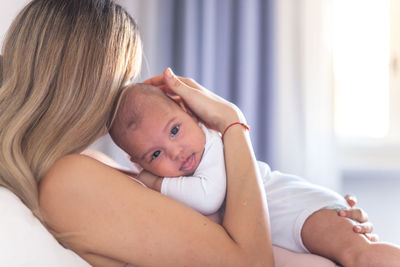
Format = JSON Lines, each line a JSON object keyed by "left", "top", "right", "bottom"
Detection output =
{"left": 161, "top": 124, "right": 226, "bottom": 215}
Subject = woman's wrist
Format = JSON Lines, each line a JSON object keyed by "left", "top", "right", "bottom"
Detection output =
{"left": 217, "top": 104, "right": 246, "bottom": 133}
{"left": 222, "top": 122, "right": 250, "bottom": 139}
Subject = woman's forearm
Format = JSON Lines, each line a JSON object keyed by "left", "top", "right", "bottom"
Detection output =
{"left": 222, "top": 125, "right": 274, "bottom": 266}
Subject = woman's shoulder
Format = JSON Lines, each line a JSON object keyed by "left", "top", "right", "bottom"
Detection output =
{"left": 47, "top": 153, "right": 95, "bottom": 170}
{"left": 40, "top": 154, "right": 104, "bottom": 209}
{"left": 41, "top": 154, "right": 108, "bottom": 191}
{"left": 41, "top": 152, "right": 140, "bottom": 197}
{"left": 38, "top": 154, "right": 149, "bottom": 264}
{"left": 39, "top": 154, "right": 132, "bottom": 225}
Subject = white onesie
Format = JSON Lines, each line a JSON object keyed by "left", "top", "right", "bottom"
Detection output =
{"left": 160, "top": 124, "right": 349, "bottom": 253}
{"left": 161, "top": 123, "right": 226, "bottom": 215}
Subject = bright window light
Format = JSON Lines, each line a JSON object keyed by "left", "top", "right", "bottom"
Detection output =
{"left": 333, "top": 0, "right": 390, "bottom": 138}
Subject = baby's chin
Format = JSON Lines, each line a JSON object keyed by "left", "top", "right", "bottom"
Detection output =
{"left": 155, "top": 169, "right": 195, "bottom": 178}
{"left": 180, "top": 169, "right": 196, "bottom": 176}
{"left": 152, "top": 163, "right": 199, "bottom": 178}
{"left": 156, "top": 155, "right": 201, "bottom": 177}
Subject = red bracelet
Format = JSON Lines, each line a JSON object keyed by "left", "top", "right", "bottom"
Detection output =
{"left": 222, "top": 122, "right": 250, "bottom": 139}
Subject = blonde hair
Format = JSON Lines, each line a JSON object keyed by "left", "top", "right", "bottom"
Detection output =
{"left": 0, "top": 0, "right": 142, "bottom": 222}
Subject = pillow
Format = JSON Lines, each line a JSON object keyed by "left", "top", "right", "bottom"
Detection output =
{"left": 0, "top": 187, "right": 90, "bottom": 267}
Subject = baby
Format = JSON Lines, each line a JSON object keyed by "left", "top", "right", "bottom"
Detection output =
{"left": 110, "top": 83, "right": 400, "bottom": 265}
{"left": 110, "top": 82, "right": 226, "bottom": 215}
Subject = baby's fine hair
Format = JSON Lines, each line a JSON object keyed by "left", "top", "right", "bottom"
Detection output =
{"left": 109, "top": 83, "right": 176, "bottom": 152}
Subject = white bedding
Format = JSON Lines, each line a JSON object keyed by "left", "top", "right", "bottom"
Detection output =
{"left": 0, "top": 187, "right": 90, "bottom": 267}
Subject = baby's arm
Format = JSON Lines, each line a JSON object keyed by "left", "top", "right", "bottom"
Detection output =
{"left": 161, "top": 130, "right": 226, "bottom": 215}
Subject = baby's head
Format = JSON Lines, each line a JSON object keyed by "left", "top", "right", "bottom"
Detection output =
{"left": 110, "top": 83, "right": 205, "bottom": 177}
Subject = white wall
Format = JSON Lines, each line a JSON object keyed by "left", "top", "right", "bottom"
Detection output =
{"left": 0, "top": 1, "right": 30, "bottom": 48}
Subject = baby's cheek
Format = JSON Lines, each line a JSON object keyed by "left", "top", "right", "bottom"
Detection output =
{"left": 150, "top": 161, "right": 172, "bottom": 177}
{"left": 196, "top": 127, "right": 206, "bottom": 144}
{"left": 139, "top": 162, "right": 154, "bottom": 173}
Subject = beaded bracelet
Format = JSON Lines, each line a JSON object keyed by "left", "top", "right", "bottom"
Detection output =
{"left": 221, "top": 122, "right": 250, "bottom": 139}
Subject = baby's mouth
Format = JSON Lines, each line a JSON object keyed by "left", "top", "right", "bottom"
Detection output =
{"left": 180, "top": 153, "right": 196, "bottom": 172}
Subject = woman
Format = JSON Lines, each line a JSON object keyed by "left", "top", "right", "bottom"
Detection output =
{"left": 0, "top": 0, "right": 374, "bottom": 266}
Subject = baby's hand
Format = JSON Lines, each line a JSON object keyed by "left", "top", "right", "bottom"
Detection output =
{"left": 136, "top": 170, "right": 163, "bottom": 192}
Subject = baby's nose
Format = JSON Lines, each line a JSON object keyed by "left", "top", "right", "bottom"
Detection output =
{"left": 169, "top": 146, "right": 184, "bottom": 160}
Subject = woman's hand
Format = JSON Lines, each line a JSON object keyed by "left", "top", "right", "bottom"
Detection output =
{"left": 341, "top": 194, "right": 379, "bottom": 242}
{"left": 144, "top": 68, "right": 244, "bottom": 133}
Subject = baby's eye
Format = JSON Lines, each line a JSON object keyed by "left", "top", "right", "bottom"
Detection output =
{"left": 151, "top": 150, "right": 161, "bottom": 160}
{"left": 170, "top": 125, "right": 180, "bottom": 136}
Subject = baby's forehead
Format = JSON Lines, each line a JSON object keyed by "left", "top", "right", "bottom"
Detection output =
{"left": 123, "top": 87, "right": 167, "bottom": 115}
{"left": 124, "top": 84, "right": 167, "bottom": 107}
{"left": 118, "top": 84, "right": 171, "bottom": 128}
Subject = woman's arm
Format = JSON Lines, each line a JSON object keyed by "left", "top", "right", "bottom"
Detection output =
{"left": 220, "top": 112, "right": 273, "bottom": 264}
{"left": 41, "top": 155, "right": 246, "bottom": 266}
{"left": 40, "top": 69, "right": 274, "bottom": 267}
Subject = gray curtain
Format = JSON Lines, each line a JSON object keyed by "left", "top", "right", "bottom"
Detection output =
{"left": 120, "top": 0, "right": 277, "bottom": 166}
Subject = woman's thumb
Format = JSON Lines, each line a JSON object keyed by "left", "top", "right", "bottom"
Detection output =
{"left": 164, "top": 67, "right": 175, "bottom": 79}
{"left": 164, "top": 68, "right": 185, "bottom": 94}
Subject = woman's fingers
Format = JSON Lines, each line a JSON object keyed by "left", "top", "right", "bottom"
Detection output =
{"left": 339, "top": 208, "right": 369, "bottom": 223}
{"left": 339, "top": 207, "right": 376, "bottom": 236}
{"left": 163, "top": 68, "right": 242, "bottom": 132}
{"left": 143, "top": 75, "right": 178, "bottom": 96}
{"left": 344, "top": 194, "right": 357, "bottom": 207}
{"left": 145, "top": 68, "right": 243, "bottom": 132}
{"left": 163, "top": 68, "right": 204, "bottom": 97}
{"left": 353, "top": 221, "right": 374, "bottom": 234}
{"left": 364, "top": 233, "right": 380, "bottom": 242}
{"left": 143, "top": 74, "right": 165, "bottom": 87}
{"left": 338, "top": 201, "right": 379, "bottom": 241}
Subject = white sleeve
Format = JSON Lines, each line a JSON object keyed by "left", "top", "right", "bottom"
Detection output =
{"left": 160, "top": 130, "right": 226, "bottom": 215}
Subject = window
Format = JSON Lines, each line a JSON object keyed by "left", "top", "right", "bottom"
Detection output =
{"left": 333, "top": 0, "right": 391, "bottom": 139}
{"left": 332, "top": 0, "right": 400, "bottom": 169}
